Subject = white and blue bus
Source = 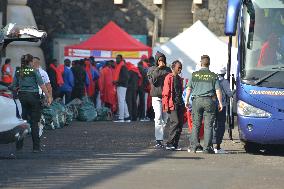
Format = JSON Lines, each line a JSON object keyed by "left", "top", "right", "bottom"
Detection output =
{"left": 225, "top": 0, "right": 284, "bottom": 152}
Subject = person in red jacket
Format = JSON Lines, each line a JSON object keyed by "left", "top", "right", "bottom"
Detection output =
{"left": 99, "top": 61, "right": 117, "bottom": 112}
{"left": 257, "top": 33, "right": 279, "bottom": 67}
{"left": 162, "top": 60, "right": 185, "bottom": 151}
{"left": 1, "top": 58, "right": 13, "bottom": 86}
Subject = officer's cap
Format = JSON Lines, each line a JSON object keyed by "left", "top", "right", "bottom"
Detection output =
{"left": 218, "top": 67, "right": 227, "bottom": 75}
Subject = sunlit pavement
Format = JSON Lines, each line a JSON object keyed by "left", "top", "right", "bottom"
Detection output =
{"left": 1, "top": 121, "right": 284, "bottom": 189}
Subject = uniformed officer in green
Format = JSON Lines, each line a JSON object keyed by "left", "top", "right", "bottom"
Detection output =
{"left": 11, "top": 54, "right": 52, "bottom": 153}
{"left": 185, "top": 55, "right": 223, "bottom": 154}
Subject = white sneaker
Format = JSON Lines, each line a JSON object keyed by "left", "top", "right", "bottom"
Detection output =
{"left": 174, "top": 146, "right": 182, "bottom": 151}
{"left": 113, "top": 119, "right": 125, "bottom": 123}
{"left": 140, "top": 117, "right": 150, "bottom": 122}
{"left": 39, "top": 123, "right": 44, "bottom": 138}
{"left": 214, "top": 148, "right": 228, "bottom": 154}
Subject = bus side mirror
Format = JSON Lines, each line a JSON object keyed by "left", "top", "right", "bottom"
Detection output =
{"left": 225, "top": 0, "right": 242, "bottom": 36}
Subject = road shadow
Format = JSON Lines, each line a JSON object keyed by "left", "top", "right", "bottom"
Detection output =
{"left": 0, "top": 121, "right": 203, "bottom": 189}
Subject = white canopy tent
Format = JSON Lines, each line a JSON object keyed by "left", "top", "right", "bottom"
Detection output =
{"left": 153, "top": 20, "right": 238, "bottom": 80}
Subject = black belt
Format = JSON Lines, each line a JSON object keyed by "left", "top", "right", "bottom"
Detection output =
{"left": 19, "top": 91, "right": 39, "bottom": 94}
{"left": 194, "top": 96, "right": 213, "bottom": 98}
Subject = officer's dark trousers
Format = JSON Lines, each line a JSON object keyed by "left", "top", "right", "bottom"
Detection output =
{"left": 52, "top": 87, "right": 61, "bottom": 100}
{"left": 137, "top": 88, "right": 145, "bottom": 119}
{"left": 19, "top": 92, "right": 41, "bottom": 150}
{"left": 191, "top": 97, "right": 216, "bottom": 150}
{"left": 167, "top": 105, "right": 185, "bottom": 147}
{"left": 213, "top": 107, "right": 226, "bottom": 145}
{"left": 126, "top": 88, "right": 137, "bottom": 121}
{"left": 60, "top": 91, "right": 72, "bottom": 104}
{"left": 72, "top": 87, "right": 85, "bottom": 100}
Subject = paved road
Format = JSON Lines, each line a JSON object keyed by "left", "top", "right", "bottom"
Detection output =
{"left": 1, "top": 121, "right": 284, "bottom": 189}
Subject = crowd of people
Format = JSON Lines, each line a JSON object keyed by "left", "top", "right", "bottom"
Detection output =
{"left": 44, "top": 54, "right": 154, "bottom": 122}
{"left": 2, "top": 53, "right": 155, "bottom": 152}
{"left": 1, "top": 51, "right": 234, "bottom": 154}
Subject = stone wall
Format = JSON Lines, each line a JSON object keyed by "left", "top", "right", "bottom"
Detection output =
{"left": 27, "top": 0, "right": 227, "bottom": 61}
{"left": 193, "top": 0, "right": 227, "bottom": 36}
{"left": 28, "top": 0, "right": 161, "bottom": 35}
{"left": 27, "top": 0, "right": 162, "bottom": 61}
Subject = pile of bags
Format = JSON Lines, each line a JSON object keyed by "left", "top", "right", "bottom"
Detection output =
{"left": 40, "top": 97, "right": 112, "bottom": 130}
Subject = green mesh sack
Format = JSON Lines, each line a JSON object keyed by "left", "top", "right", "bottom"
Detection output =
{"left": 66, "top": 98, "right": 82, "bottom": 119}
{"left": 41, "top": 106, "right": 58, "bottom": 130}
{"left": 77, "top": 98, "right": 97, "bottom": 122}
{"left": 50, "top": 101, "right": 66, "bottom": 128}
{"left": 65, "top": 107, "right": 73, "bottom": 126}
{"left": 95, "top": 107, "right": 113, "bottom": 121}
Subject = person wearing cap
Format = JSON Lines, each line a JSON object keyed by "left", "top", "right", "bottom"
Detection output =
{"left": 212, "top": 66, "right": 234, "bottom": 154}
{"left": 147, "top": 51, "right": 171, "bottom": 148}
{"left": 185, "top": 55, "right": 223, "bottom": 154}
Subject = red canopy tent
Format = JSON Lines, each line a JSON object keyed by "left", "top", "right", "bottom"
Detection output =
{"left": 64, "top": 21, "right": 152, "bottom": 63}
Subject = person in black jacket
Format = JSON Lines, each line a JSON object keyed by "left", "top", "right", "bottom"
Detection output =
{"left": 47, "top": 59, "right": 60, "bottom": 99}
{"left": 147, "top": 51, "right": 171, "bottom": 148}
{"left": 137, "top": 61, "right": 149, "bottom": 121}
{"left": 126, "top": 70, "right": 139, "bottom": 121}
{"left": 71, "top": 60, "right": 87, "bottom": 100}
{"left": 113, "top": 55, "right": 130, "bottom": 122}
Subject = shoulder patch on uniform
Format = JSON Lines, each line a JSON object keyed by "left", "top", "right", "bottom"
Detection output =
{"left": 192, "top": 70, "right": 217, "bottom": 81}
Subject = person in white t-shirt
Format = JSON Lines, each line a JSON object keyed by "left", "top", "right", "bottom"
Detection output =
{"left": 32, "top": 57, "right": 52, "bottom": 97}
{"left": 32, "top": 57, "right": 53, "bottom": 137}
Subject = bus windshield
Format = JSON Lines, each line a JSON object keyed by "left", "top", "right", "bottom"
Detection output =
{"left": 241, "top": 0, "right": 284, "bottom": 88}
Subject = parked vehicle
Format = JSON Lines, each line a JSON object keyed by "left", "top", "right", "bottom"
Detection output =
{"left": 0, "top": 23, "right": 46, "bottom": 151}
{"left": 225, "top": 0, "right": 284, "bottom": 152}
{"left": 0, "top": 83, "right": 29, "bottom": 150}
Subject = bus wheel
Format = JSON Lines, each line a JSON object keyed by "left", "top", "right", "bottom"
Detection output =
{"left": 244, "top": 142, "right": 260, "bottom": 154}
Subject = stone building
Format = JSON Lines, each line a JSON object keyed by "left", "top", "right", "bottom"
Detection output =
{"left": 26, "top": 0, "right": 227, "bottom": 61}
{"left": 0, "top": 0, "right": 45, "bottom": 69}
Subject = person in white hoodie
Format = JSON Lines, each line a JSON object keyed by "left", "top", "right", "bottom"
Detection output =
{"left": 213, "top": 67, "right": 234, "bottom": 154}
